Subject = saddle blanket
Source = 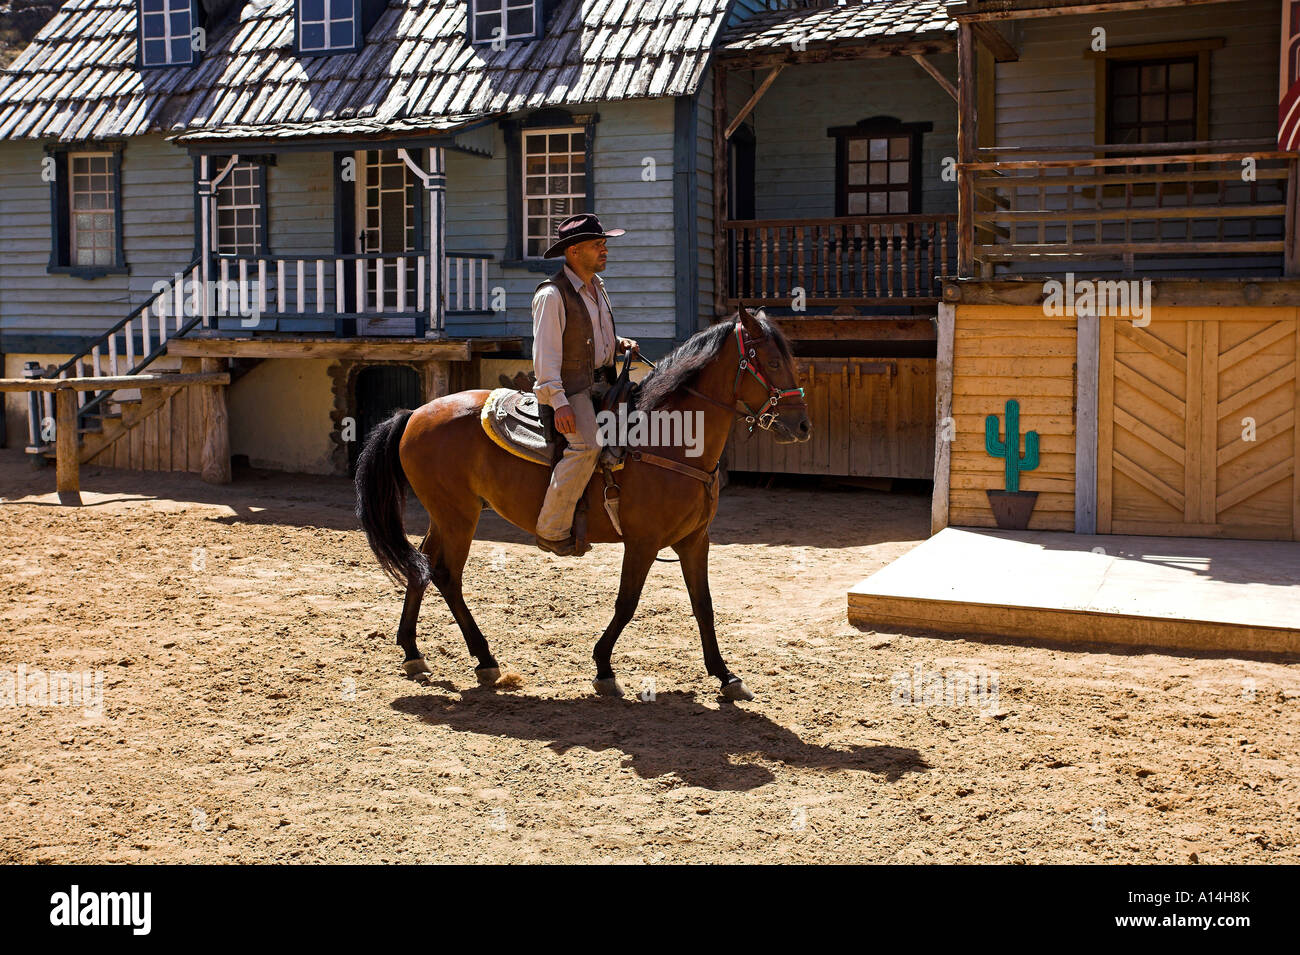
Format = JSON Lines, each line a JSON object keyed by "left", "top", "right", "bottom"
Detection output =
{"left": 480, "top": 388, "right": 553, "bottom": 467}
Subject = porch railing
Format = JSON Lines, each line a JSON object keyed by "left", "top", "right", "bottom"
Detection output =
{"left": 962, "top": 139, "right": 1293, "bottom": 269}
{"left": 724, "top": 214, "right": 957, "bottom": 308}
{"left": 208, "top": 250, "right": 494, "bottom": 334}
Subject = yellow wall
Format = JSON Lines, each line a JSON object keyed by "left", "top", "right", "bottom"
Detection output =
{"left": 228, "top": 358, "right": 337, "bottom": 475}
{"left": 949, "top": 305, "right": 1078, "bottom": 531}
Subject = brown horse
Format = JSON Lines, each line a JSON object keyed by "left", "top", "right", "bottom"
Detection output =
{"left": 354, "top": 307, "right": 811, "bottom": 699}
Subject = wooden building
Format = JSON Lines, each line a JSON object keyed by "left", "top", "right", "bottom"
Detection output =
{"left": 934, "top": 0, "right": 1300, "bottom": 541}
{"left": 0, "top": 0, "right": 729, "bottom": 477}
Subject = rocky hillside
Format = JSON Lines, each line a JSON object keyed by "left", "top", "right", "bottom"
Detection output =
{"left": 0, "top": 1, "right": 61, "bottom": 69}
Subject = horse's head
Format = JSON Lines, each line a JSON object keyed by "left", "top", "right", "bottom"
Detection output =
{"left": 734, "top": 307, "right": 811, "bottom": 444}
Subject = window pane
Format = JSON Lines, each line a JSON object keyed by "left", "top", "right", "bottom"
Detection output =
{"left": 847, "top": 164, "right": 866, "bottom": 185}
{"left": 332, "top": 20, "right": 353, "bottom": 48}
{"left": 302, "top": 23, "right": 325, "bottom": 49}
{"left": 329, "top": 0, "right": 351, "bottom": 17}
{"left": 303, "top": 0, "right": 324, "bottom": 19}
{"left": 868, "top": 193, "right": 886, "bottom": 214}
{"left": 170, "top": 37, "right": 191, "bottom": 63}
{"left": 144, "top": 39, "right": 166, "bottom": 64}
{"left": 889, "top": 137, "right": 909, "bottom": 159}
{"left": 868, "top": 161, "right": 887, "bottom": 183}
{"left": 549, "top": 133, "right": 567, "bottom": 151}
{"left": 888, "top": 192, "right": 909, "bottom": 213}
{"left": 868, "top": 138, "right": 887, "bottom": 160}
{"left": 1140, "top": 64, "right": 1165, "bottom": 91}
{"left": 1168, "top": 61, "right": 1194, "bottom": 90}
{"left": 847, "top": 193, "right": 867, "bottom": 214}
{"left": 1113, "top": 66, "right": 1139, "bottom": 94}
{"left": 889, "top": 161, "right": 909, "bottom": 184}
{"left": 506, "top": 7, "right": 533, "bottom": 36}
{"left": 848, "top": 139, "right": 867, "bottom": 162}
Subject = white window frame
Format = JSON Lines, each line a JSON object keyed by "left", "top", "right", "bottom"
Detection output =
{"left": 298, "top": 0, "right": 356, "bottom": 53}
{"left": 69, "top": 152, "right": 118, "bottom": 268}
{"left": 139, "top": 0, "right": 194, "bottom": 67}
{"left": 522, "top": 126, "right": 586, "bottom": 260}
{"left": 213, "top": 161, "right": 264, "bottom": 257}
{"left": 471, "top": 0, "right": 538, "bottom": 45}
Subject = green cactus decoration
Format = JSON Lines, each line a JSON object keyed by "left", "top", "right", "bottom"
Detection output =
{"left": 985, "top": 399, "right": 1039, "bottom": 493}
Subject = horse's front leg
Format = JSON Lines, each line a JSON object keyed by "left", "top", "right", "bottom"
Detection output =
{"left": 591, "top": 541, "right": 659, "bottom": 697}
{"left": 673, "top": 529, "right": 753, "bottom": 701}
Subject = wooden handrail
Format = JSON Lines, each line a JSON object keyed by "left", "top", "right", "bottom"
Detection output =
{"left": 725, "top": 214, "right": 957, "bottom": 228}
{"left": 964, "top": 151, "right": 1295, "bottom": 172}
{"left": 0, "top": 372, "right": 230, "bottom": 393}
{"left": 975, "top": 138, "right": 1281, "bottom": 156}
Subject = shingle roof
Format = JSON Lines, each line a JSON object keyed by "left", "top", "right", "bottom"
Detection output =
{"left": 719, "top": 0, "right": 955, "bottom": 54}
{"left": 0, "top": 0, "right": 735, "bottom": 141}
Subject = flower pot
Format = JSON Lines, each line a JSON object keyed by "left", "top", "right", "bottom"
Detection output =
{"left": 985, "top": 489, "right": 1038, "bottom": 530}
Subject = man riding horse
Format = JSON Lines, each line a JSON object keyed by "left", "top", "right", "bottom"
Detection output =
{"left": 531, "top": 213, "right": 638, "bottom": 557}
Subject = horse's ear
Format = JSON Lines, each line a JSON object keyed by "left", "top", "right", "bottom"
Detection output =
{"left": 738, "top": 304, "right": 763, "bottom": 338}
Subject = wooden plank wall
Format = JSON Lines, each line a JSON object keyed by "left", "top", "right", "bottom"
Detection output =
{"left": 728, "top": 356, "right": 935, "bottom": 478}
{"left": 85, "top": 359, "right": 205, "bottom": 473}
{"left": 948, "top": 305, "right": 1077, "bottom": 530}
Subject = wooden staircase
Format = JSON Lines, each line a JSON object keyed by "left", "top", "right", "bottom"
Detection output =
{"left": 7, "top": 258, "right": 237, "bottom": 497}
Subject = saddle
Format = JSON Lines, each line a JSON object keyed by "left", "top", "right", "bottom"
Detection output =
{"left": 480, "top": 354, "right": 638, "bottom": 547}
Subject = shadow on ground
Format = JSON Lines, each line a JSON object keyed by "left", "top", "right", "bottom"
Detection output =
{"left": 391, "top": 689, "right": 929, "bottom": 791}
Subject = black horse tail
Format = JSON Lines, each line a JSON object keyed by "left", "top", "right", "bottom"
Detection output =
{"left": 354, "top": 409, "right": 429, "bottom": 589}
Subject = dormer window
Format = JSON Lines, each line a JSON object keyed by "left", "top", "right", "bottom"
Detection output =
{"left": 469, "top": 0, "right": 542, "bottom": 46}
{"left": 138, "top": 0, "right": 198, "bottom": 68}
{"left": 297, "top": 0, "right": 358, "bottom": 54}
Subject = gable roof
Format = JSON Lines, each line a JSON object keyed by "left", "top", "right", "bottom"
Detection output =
{"left": 719, "top": 0, "right": 954, "bottom": 55}
{"left": 0, "top": 0, "right": 735, "bottom": 142}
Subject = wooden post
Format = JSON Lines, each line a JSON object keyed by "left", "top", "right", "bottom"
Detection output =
{"left": 931, "top": 303, "right": 955, "bottom": 536}
{"left": 956, "top": 22, "right": 976, "bottom": 277}
{"left": 420, "top": 359, "right": 451, "bottom": 401}
{"left": 427, "top": 146, "right": 447, "bottom": 338}
{"left": 55, "top": 387, "right": 80, "bottom": 504}
{"left": 1286, "top": 159, "right": 1299, "bottom": 277}
{"left": 199, "top": 357, "right": 231, "bottom": 484}
{"left": 199, "top": 155, "right": 211, "bottom": 328}
{"left": 1075, "top": 311, "right": 1099, "bottom": 533}
{"left": 713, "top": 63, "right": 729, "bottom": 318}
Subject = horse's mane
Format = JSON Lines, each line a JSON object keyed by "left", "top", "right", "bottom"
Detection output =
{"left": 635, "top": 313, "right": 793, "bottom": 412}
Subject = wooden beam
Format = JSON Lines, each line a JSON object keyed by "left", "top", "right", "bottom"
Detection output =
{"left": 718, "top": 37, "right": 956, "bottom": 70}
{"left": 911, "top": 55, "right": 958, "bottom": 102}
{"left": 1286, "top": 161, "right": 1300, "bottom": 278}
{"left": 713, "top": 63, "right": 729, "bottom": 318}
{"left": 971, "top": 21, "right": 1018, "bottom": 62}
{"left": 0, "top": 372, "right": 230, "bottom": 392}
{"left": 941, "top": 277, "right": 1300, "bottom": 308}
{"left": 725, "top": 65, "right": 782, "bottom": 140}
{"left": 1075, "top": 312, "right": 1099, "bottom": 533}
{"left": 931, "top": 303, "right": 955, "bottom": 536}
{"left": 199, "top": 357, "right": 231, "bottom": 485}
{"left": 55, "top": 388, "right": 80, "bottom": 505}
{"left": 164, "top": 337, "right": 474, "bottom": 361}
{"left": 956, "top": 23, "right": 976, "bottom": 275}
{"left": 949, "top": 0, "right": 1240, "bottom": 22}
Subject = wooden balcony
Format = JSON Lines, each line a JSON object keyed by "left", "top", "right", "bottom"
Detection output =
{"left": 206, "top": 250, "right": 494, "bottom": 336}
{"left": 724, "top": 214, "right": 958, "bottom": 309}
{"left": 961, "top": 139, "right": 1295, "bottom": 271}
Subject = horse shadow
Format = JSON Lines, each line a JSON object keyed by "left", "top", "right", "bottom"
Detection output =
{"left": 391, "top": 689, "right": 929, "bottom": 792}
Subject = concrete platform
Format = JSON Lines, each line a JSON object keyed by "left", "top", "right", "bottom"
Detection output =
{"left": 848, "top": 527, "right": 1300, "bottom": 656}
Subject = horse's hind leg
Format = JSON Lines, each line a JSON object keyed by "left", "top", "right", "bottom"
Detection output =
{"left": 428, "top": 506, "right": 501, "bottom": 686}
{"left": 673, "top": 529, "right": 753, "bottom": 702}
{"left": 394, "top": 526, "right": 436, "bottom": 676}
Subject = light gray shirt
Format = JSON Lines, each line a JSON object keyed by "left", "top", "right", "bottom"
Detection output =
{"left": 531, "top": 264, "right": 616, "bottom": 409}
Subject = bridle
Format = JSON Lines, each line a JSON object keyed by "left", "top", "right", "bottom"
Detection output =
{"left": 685, "top": 322, "right": 806, "bottom": 434}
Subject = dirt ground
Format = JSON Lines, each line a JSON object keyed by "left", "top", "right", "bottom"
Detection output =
{"left": 0, "top": 448, "right": 1296, "bottom": 864}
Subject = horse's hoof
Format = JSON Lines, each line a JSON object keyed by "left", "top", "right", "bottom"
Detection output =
{"left": 476, "top": 666, "right": 501, "bottom": 687}
{"left": 592, "top": 677, "right": 625, "bottom": 697}
{"left": 721, "top": 678, "right": 755, "bottom": 702}
{"left": 403, "top": 656, "right": 432, "bottom": 677}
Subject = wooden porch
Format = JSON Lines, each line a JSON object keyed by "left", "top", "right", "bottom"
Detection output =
{"left": 960, "top": 139, "right": 1294, "bottom": 271}
{"left": 724, "top": 213, "right": 957, "bottom": 309}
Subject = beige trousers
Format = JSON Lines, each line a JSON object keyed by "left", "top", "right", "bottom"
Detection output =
{"left": 536, "top": 389, "right": 601, "bottom": 540}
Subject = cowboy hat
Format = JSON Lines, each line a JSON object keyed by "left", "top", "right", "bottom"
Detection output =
{"left": 543, "top": 212, "right": 626, "bottom": 259}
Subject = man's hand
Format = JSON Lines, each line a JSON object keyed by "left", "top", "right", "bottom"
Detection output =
{"left": 554, "top": 405, "right": 577, "bottom": 435}
{"left": 617, "top": 337, "right": 639, "bottom": 356}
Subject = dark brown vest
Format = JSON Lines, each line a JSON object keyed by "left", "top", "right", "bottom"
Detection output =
{"left": 537, "top": 270, "right": 615, "bottom": 396}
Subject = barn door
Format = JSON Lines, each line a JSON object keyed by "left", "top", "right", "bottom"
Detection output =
{"left": 1098, "top": 311, "right": 1300, "bottom": 539}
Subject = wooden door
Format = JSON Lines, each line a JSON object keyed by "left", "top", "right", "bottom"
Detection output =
{"left": 1099, "top": 311, "right": 1300, "bottom": 539}
{"left": 727, "top": 356, "right": 935, "bottom": 479}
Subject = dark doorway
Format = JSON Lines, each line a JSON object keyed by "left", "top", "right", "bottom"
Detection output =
{"left": 350, "top": 364, "right": 422, "bottom": 471}
{"left": 728, "top": 124, "right": 756, "bottom": 299}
